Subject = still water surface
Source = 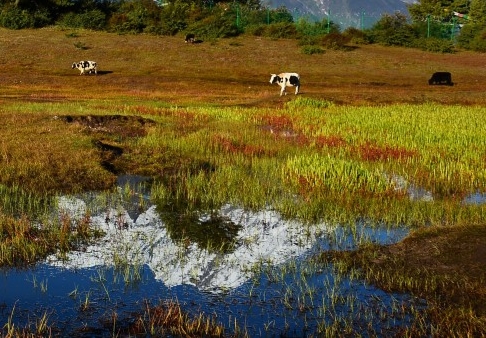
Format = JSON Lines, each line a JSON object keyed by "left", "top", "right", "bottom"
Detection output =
{"left": 0, "top": 176, "right": 424, "bottom": 336}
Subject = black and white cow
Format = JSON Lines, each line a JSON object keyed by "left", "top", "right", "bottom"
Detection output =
{"left": 185, "top": 33, "right": 195, "bottom": 43}
{"left": 269, "top": 73, "right": 300, "bottom": 96}
{"left": 428, "top": 72, "right": 453, "bottom": 86}
{"left": 72, "top": 61, "right": 97, "bottom": 75}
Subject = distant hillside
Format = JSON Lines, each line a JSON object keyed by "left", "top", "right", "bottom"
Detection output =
{"left": 269, "top": 0, "right": 416, "bottom": 29}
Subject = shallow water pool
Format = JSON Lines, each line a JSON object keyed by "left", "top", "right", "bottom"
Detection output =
{"left": 0, "top": 177, "right": 424, "bottom": 336}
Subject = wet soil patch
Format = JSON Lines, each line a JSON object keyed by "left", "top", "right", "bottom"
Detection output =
{"left": 92, "top": 140, "right": 123, "bottom": 173}
{"left": 61, "top": 114, "right": 155, "bottom": 138}
{"left": 61, "top": 114, "right": 157, "bottom": 174}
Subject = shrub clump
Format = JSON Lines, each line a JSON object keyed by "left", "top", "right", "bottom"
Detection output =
{"left": 301, "top": 45, "right": 325, "bottom": 55}
{"left": 186, "top": 12, "right": 240, "bottom": 40}
{"left": 366, "top": 12, "right": 417, "bottom": 47}
{"left": 343, "top": 27, "right": 370, "bottom": 44}
{"left": 0, "top": 6, "right": 51, "bottom": 29}
{"left": 57, "top": 10, "right": 107, "bottom": 30}
{"left": 414, "top": 37, "right": 456, "bottom": 53}
{"left": 259, "top": 22, "right": 298, "bottom": 39}
{"left": 457, "top": 25, "right": 486, "bottom": 52}
{"left": 320, "top": 32, "right": 351, "bottom": 50}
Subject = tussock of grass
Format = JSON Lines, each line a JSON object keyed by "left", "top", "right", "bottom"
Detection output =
{"left": 322, "top": 224, "right": 486, "bottom": 336}
{"left": 128, "top": 300, "right": 227, "bottom": 337}
{"left": 0, "top": 210, "right": 94, "bottom": 267}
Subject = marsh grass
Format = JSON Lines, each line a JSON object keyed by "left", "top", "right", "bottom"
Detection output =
{"left": 1, "top": 28, "right": 486, "bottom": 336}
{"left": 2, "top": 298, "right": 229, "bottom": 338}
{"left": 0, "top": 184, "right": 51, "bottom": 217}
{"left": 242, "top": 251, "right": 427, "bottom": 336}
{"left": 1, "top": 96, "right": 486, "bottom": 333}
{"left": 0, "top": 214, "right": 52, "bottom": 266}
{"left": 2, "top": 306, "right": 52, "bottom": 337}
{"left": 0, "top": 107, "right": 115, "bottom": 195}
{"left": 3, "top": 98, "right": 483, "bottom": 253}
{"left": 146, "top": 101, "right": 486, "bottom": 227}
{"left": 321, "top": 224, "right": 486, "bottom": 336}
{"left": 127, "top": 300, "right": 226, "bottom": 337}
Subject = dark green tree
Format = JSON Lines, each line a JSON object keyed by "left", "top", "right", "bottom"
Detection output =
{"left": 367, "top": 12, "right": 417, "bottom": 47}
{"left": 469, "top": 0, "right": 486, "bottom": 23}
{"left": 456, "top": 0, "right": 486, "bottom": 51}
{"left": 408, "top": 0, "right": 470, "bottom": 22}
{"left": 408, "top": 0, "right": 448, "bottom": 22}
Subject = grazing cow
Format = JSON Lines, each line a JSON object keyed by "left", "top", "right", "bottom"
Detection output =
{"left": 269, "top": 73, "right": 300, "bottom": 96}
{"left": 72, "top": 61, "right": 97, "bottom": 75}
{"left": 185, "top": 33, "right": 195, "bottom": 43}
{"left": 428, "top": 72, "right": 453, "bottom": 86}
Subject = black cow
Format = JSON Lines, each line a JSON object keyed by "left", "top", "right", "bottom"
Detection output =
{"left": 429, "top": 72, "right": 453, "bottom": 86}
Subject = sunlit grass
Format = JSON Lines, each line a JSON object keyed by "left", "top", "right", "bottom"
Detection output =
{"left": 1, "top": 28, "right": 486, "bottom": 336}
{"left": 0, "top": 97, "right": 485, "bottom": 268}
{"left": 123, "top": 300, "right": 227, "bottom": 337}
{"left": 143, "top": 100, "right": 486, "bottom": 228}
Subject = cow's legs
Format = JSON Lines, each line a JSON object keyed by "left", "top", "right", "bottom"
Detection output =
{"left": 295, "top": 86, "right": 299, "bottom": 95}
{"left": 280, "top": 85, "right": 286, "bottom": 96}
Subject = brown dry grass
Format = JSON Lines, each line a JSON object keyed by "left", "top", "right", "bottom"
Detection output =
{"left": 1, "top": 27, "right": 486, "bottom": 107}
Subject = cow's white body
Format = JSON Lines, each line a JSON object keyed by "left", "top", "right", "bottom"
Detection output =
{"left": 269, "top": 73, "right": 300, "bottom": 96}
{"left": 72, "top": 61, "right": 97, "bottom": 75}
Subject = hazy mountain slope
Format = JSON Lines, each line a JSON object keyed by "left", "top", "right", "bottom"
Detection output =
{"left": 271, "top": 0, "right": 414, "bottom": 28}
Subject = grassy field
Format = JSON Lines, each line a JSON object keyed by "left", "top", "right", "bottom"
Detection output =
{"left": 1, "top": 27, "right": 486, "bottom": 336}
{"left": 2, "top": 27, "right": 486, "bottom": 106}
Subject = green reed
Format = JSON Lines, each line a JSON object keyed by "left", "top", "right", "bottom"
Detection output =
{"left": 128, "top": 100, "right": 486, "bottom": 228}
{"left": 3, "top": 305, "right": 52, "bottom": 337}
{"left": 2, "top": 98, "right": 484, "bottom": 267}
{"left": 0, "top": 184, "right": 52, "bottom": 218}
{"left": 1, "top": 99, "right": 486, "bottom": 328}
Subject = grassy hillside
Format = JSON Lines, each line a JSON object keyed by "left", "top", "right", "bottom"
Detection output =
{"left": 1, "top": 27, "right": 486, "bottom": 106}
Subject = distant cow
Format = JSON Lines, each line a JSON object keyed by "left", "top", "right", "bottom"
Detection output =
{"left": 428, "top": 72, "right": 453, "bottom": 86}
{"left": 72, "top": 61, "right": 97, "bottom": 75}
{"left": 269, "top": 73, "right": 300, "bottom": 96}
{"left": 185, "top": 33, "right": 195, "bottom": 43}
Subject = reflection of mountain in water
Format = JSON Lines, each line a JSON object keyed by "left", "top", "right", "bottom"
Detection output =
{"left": 157, "top": 204, "right": 242, "bottom": 254}
{"left": 47, "top": 172, "right": 433, "bottom": 292}
{"left": 47, "top": 198, "right": 329, "bottom": 292}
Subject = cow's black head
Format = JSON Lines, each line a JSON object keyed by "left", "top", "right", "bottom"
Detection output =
{"left": 269, "top": 74, "right": 281, "bottom": 84}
